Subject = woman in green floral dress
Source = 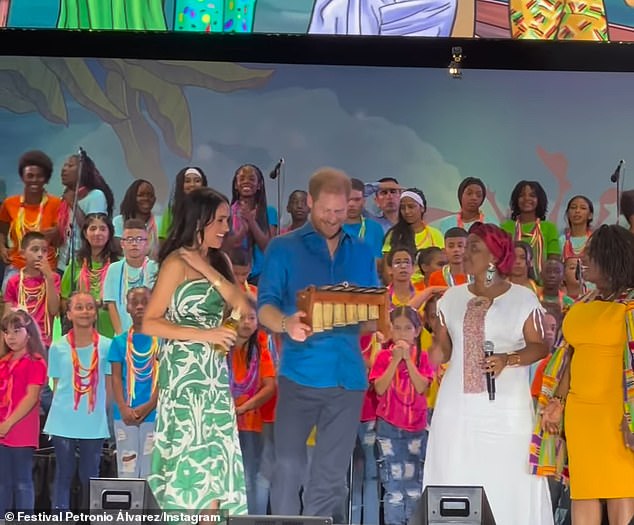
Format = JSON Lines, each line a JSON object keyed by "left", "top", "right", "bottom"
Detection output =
{"left": 143, "top": 187, "right": 248, "bottom": 514}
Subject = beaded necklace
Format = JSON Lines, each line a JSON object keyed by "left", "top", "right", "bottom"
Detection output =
{"left": 387, "top": 283, "right": 414, "bottom": 309}
{"left": 125, "top": 329, "right": 159, "bottom": 405}
{"left": 562, "top": 228, "right": 591, "bottom": 260}
{"left": 11, "top": 194, "right": 48, "bottom": 248}
{"left": 118, "top": 258, "right": 149, "bottom": 306}
{"left": 456, "top": 211, "right": 484, "bottom": 229}
{"left": 514, "top": 219, "right": 544, "bottom": 274}
{"left": 78, "top": 259, "right": 110, "bottom": 303}
{"left": 441, "top": 264, "right": 474, "bottom": 287}
{"left": 18, "top": 270, "right": 50, "bottom": 339}
{"left": 68, "top": 329, "right": 100, "bottom": 412}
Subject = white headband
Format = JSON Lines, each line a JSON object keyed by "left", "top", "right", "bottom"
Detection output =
{"left": 185, "top": 167, "right": 202, "bottom": 176}
{"left": 400, "top": 190, "right": 425, "bottom": 208}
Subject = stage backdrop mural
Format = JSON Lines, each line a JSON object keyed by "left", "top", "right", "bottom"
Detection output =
{"left": 0, "top": 56, "right": 631, "bottom": 231}
{"left": 2, "top": 0, "right": 634, "bottom": 40}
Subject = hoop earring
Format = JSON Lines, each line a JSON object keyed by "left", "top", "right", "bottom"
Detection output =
{"left": 485, "top": 263, "right": 496, "bottom": 287}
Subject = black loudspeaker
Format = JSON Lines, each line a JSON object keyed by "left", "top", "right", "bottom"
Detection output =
{"left": 227, "top": 517, "right": 332, "bottom": 525}
{"left": 408, "top": 486, "right": 496, "bottom": 525}
{"left": 89, "top": 478, "right": 160, "bottom": 511}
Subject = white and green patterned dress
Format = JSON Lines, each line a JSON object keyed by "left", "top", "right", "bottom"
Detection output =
{"left": 148, "top": 279, "right": 247, "bottom": 513}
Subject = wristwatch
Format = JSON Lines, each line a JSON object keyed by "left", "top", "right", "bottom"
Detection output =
{"left": 280, "top": 316, "right": 287, "bottom": 334}
{"left": 506, "top": 352, "right": 521, "bottom": 367}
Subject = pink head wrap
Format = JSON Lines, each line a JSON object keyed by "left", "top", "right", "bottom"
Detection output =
{"left": 469, "top": 222, "right": 515, "bottom": 276}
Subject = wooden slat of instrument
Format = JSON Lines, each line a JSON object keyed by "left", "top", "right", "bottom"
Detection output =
{"left": 296, "top": 283, "right": 389, "bottom": 335}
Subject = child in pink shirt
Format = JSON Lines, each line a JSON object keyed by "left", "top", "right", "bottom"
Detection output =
{"left": 4, "top": 231, "right": 61, "bottom": 348}
{"left": 370, "top": 306, "right": 433, "bottom": 525}
{"left": 0, "top": 310, "right": 48, "bottom": 515}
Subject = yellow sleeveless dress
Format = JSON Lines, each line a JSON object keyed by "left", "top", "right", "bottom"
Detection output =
{"left": 562, "top": 300, "right": 634, "bottom": 498}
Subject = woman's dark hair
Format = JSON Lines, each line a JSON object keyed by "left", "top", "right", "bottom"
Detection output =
{"left": 19, "top": 150, "right": 53, "bottom": 183}
{"left": 231, "top": 164, "right": 270, "bottom": 234}
{"left": 119, "top": 179, "right": 156, "bottom": 221}
{"left": 514, "top": 241, "right": 536, "bottom": 281}
{"left": 169, "top": 167, "right": 208, "bottom": 225}
{"left": 565, "top": 195, "right": 594, "bottom": 228}
{"left": 387, "top": 188, "right": 427, "bottom": 254}
{"left": 415, "top": 246, "right": 442, "bottom": 275}
{"left": 0, "top": 310, "right": 46, "bottom": 359}
{"left": 242, "top": 296, "right": 260, "bottom": 364}
{"left": 509, "top": 180, "right": 548, "bottom": 221}
{"left": 77, "top": 213, "right": 121, "bottom": 264}
{"left": 390, "top": 306, "right": 423, "bottom": 366}
{"left": 159, "top": 187, "right": 234, "bottom": 283}
{"left": 69, "top": 154, "right": 115, "bottom": 217}
{"left": 586, "top": 225, "right": 634, "bottom": 294}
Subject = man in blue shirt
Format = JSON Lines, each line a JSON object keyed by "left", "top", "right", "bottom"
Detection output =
{"left": 258, "top": 168, "right": 379, "bottom": 520}
{"left": 363, "top": 177, "right": 402, "bottom": 233}
{"left": 344, "top": 178, "right": 386, "bottom": 261}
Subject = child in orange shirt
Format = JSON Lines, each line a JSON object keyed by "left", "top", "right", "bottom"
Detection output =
{"left": 414, "top": 246, "right": 446, "bottom": 290}
{"left": 228, "top": 298, "right": 275, "bottom": 515}
{"left": 0, "top": 151, "right": 61, "bottom": 290}
{"left": 428, "top": 227, "right": 470, "bottom": 287}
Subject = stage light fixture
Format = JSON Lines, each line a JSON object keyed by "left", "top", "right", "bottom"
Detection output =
{"left": 449, "top": 46, "right": 463, "bottom": 79}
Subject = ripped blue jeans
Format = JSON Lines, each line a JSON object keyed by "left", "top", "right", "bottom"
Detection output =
{"left": 375, "top": 419, "right": 427, "bottom": 525}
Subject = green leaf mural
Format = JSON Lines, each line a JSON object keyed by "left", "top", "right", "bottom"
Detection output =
{"left": 0, "top": 56, "right": 274, "bottom": 201}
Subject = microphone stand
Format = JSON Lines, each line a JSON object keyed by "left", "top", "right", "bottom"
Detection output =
{"left": 612, "top": 160, "right": 625, "bottom": 226}
{"left": 68, "top": 148, "right": 85, "bottom": 293}
{"left": 269, "top": 159, "right": 284, "bottom": 235}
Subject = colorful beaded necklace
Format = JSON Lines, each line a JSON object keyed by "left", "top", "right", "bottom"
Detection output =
{"left": 125, "top": 329, "right": 159, "bottom": 405}
{"left": 68, "top": 329, "right": 100, "bottom": 412}
{"left": 18, "top": 270, "right": 50, "bottom": 339}
{"left": 11, "top": 194, "right": 48, "bottom": 248}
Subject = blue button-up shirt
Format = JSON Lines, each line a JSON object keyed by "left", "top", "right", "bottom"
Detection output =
{"left": 258, "top": 221, "right": 379, "bottom": 390}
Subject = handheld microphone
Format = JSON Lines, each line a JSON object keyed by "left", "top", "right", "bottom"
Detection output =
{"left": 610, "top": 160, "right": 624, "bottom": 183}
{"left": 484, "top": 340, "right": 495, "bottom": 401}
{"left": 269, "top": 158, "right": 284, "bottom": 180}
{"left": 78, "top": 147, "right": 86, "bottom": 158}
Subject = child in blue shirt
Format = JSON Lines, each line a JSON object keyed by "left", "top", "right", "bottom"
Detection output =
{"left": 103, "top": 218, "right": 158, "bottom": 335}
{"left": 44, "top": 292, "right": 112, "bottom": 510}
{"left": 108, "top": 286, "right": 159, "bottom": 478}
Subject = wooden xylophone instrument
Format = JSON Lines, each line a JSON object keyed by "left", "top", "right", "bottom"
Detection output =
{"left": 296, "top": 283, "right": 389, "bottom": 335}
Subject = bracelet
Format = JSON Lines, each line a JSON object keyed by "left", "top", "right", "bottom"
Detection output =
{"left": 280, "top": 316, "right": 287, "bottom": 334}
{"left": 506, "top": 352, "right": 521, "bottom": 368}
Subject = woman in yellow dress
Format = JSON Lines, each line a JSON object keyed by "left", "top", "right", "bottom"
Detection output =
{"left": 542, "top": 225, "right": 634, "bottom": 525}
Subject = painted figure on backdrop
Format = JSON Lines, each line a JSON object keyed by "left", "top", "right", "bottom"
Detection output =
{"left": 308, "top": 0, "right": 475, "bottom": 36}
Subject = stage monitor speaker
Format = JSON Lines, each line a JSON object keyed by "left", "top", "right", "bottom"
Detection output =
{"left": 408, "top": 486, "right": 496, "bottom": 525}
{"left": 227, "top": 517, "right": 332, "bottom": 525}
{"left": 89, "top": 477, "right": 160, "bottom": 511}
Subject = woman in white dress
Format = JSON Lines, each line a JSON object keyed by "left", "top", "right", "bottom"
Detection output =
{"left": 424, "top": 222, "right": 554, "bottom": 525}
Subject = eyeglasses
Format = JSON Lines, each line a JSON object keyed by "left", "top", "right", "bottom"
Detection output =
{"left": 122, "top": 236, "right": 148, "bottom": 244}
